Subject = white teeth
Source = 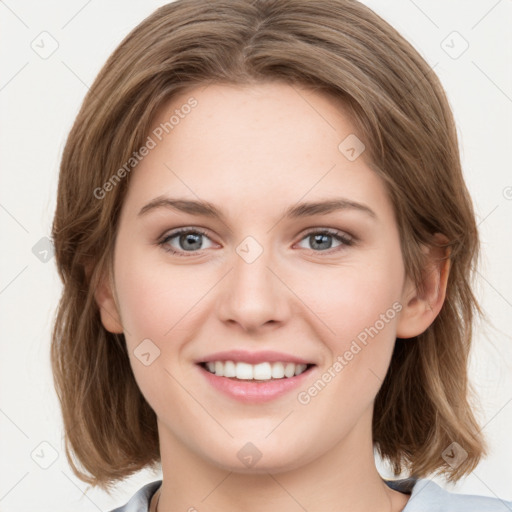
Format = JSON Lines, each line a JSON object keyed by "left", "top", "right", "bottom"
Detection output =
{"left": 284, "top": 362, "right": 295, "bottom": 378}
{"left": 236, "top": 362, "right": 253, "bottom": 380}
{"left": 271, "top": 362, "right": 285, "bottom": 379}
{"left": 203, "top": 360, "right": 310, "bottom": 380}
{"left": 253, "top": 362, "right": 272, "bottom": 380}
{"left": 215, "top": 361, "right": 224, "bottom": 377}
{"left": 223, "top": 360, "right": 236, "bottom": 378}
{"left": 294, "top": 364, "right": 307, "bottom": 376}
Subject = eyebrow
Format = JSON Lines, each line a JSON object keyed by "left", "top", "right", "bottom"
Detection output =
{"left": 138, "top": 196, "right": 377, "bottom": 220}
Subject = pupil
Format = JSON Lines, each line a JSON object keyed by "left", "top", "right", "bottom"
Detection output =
{"left": 312, "top": 233, "right": 331, "bottom": 250}
{"left": 181, "top": 233, "right": 202, "bottom": 251}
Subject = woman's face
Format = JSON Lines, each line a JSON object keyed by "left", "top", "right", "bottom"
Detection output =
{"left": 99, "top": 82, "right": 422, "bottom": 472}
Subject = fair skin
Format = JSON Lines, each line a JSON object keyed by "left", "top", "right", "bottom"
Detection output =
{"left": 96, "top": 82, "right": 449, "bottom": 512}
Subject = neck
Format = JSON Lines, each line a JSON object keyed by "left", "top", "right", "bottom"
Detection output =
{"left": 154, "top": 408, "right": 409, "bottom": 512}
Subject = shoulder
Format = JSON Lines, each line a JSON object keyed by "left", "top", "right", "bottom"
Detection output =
{"left": 385, "top": 478, "right": 512, "bottom": 512}
{"left": 108, "top": 478, "right": 512, "bottom": 512}
{"left": 109, "top": 481, "right": 161, "bottom": 512}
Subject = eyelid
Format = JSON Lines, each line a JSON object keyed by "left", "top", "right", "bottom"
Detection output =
{"left": 157, "top": 227, "right": 216, "bottom": 255}
{"left": 295, "top": 227, "right": 355, "bottom": 252}
{"left": 300, "top": 227, "right": 354, "bottom": 242}
{"left": 159, "top": 226, "right": 212, "bottom": 242}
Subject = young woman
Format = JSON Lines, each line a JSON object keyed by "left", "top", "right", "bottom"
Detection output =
{"left": 51, "top": 1, "right": 512, "bottom": 511}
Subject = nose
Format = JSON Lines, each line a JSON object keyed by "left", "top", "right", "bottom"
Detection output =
{"left": 216, "top": 241, "right": 291, "bottom": 333}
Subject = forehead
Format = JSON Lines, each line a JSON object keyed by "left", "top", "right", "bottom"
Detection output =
{"left": 122, "top": 81, "right": 391, "bottom": 222}
{"left": 152, "top": 81, "right": 356, "bottom": 163}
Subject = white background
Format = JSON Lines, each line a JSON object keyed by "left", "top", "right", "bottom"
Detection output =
{"left": 0, "top": 0, "right": 511, "bottom": 510}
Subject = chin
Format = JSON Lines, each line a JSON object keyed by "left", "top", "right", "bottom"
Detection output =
{"left": 197, "top": 439, "right": 315, "bottom": 475}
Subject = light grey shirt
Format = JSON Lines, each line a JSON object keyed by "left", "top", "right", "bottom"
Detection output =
{"left": 109, "top": 478, "right": 512, "bottom": 511}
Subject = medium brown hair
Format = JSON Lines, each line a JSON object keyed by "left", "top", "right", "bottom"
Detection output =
{"left": 51, "top": 0, "right": 486, "bottom": 490}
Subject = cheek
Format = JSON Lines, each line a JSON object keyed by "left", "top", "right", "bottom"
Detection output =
{"left": 307, "top": 255, "right": 404, "bottom": 343}
{"left": 305, "top": 251, "right": 404, "bottom": 394}
{"left": 112, "top": 246, "right": 202, "bottom": 413}
{"left": 113, "top": 246, "right": 205, "bottom": 345}
{"left": 296, "top": 282, "right": 401, "bottom": 428}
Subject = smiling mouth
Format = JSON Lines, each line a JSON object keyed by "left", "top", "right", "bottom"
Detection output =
{"left": 199, "top": 361, "right": 315, "bottom": 381}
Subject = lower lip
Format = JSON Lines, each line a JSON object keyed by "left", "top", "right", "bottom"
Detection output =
{"left": 198, "top": 364, "right": 315, "bottom": 403}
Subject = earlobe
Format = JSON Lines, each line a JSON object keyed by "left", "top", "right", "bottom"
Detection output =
{"left": 396, "top": 235, "right": 451, "bottom": 339}
{"left": 93, "top": 270, "right": 124, "bottom": 334}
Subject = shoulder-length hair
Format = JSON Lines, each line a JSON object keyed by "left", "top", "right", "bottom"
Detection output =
{"left": 51, "top": 0, "right": 486, "bottom": 490}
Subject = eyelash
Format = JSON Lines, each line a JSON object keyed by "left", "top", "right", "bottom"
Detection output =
{"left": 157, "top": 227, "right": 355, "bottom": 257}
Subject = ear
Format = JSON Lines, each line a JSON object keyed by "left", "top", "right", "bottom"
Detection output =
{"left": 93, "top": 268, "right": 124, "bottom": 334}
{"left": 396, "top": 234, "right": 451, "bottom": 339}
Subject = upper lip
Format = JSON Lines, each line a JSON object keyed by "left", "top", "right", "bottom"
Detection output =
{"left": 197, "top": 350, "right": 314, "bottom": 365}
